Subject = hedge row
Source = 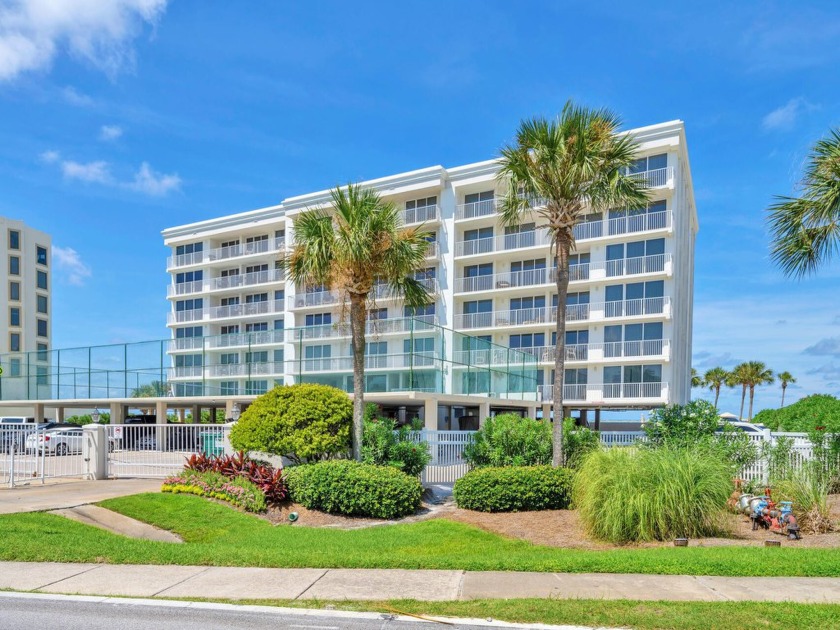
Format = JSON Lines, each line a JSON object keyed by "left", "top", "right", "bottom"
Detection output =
{"left": 453, "top": 465, "right": 575, "bottom": 512}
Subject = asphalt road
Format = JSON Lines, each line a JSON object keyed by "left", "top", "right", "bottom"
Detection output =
{"left": 0, "top": 595, "right": 538, "bottom": 630}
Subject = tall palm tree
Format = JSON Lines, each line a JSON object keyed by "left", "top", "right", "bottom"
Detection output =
{"left": 691, "top": 368, "right": 703, "bottom": 388}
{"left": 741, "top": 361, "right": 775, "bottom": 421}
{"left": 703, "top": 367, "right": 729, "bottom": 409}
{"left": 497, "top": 101, "right": 649, "bottom": 466}
{"left": 285, "top": 184, "right": 430, "bottom": 460}
{"left": 728, "top": 363, "right": 750, "bottom": 420}
{"left": 777, "top": 371, "right": 796, "bottom": 408}
{"left": 768, "top": 128, "right": 840, "bottom": 277}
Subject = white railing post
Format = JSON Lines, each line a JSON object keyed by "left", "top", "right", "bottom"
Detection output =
{"left": 83, "top": 424, "right": 109, "bottom": 480}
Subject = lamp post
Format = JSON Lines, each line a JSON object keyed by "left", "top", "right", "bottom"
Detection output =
{"left": 91, "top": 408, "right": 101, "bottom": 424}
{"left": 231, "top": 403, "right": 241, "bottom": 422}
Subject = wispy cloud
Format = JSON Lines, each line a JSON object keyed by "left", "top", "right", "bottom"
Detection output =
{"left": 0, "top": 0, "right": 169, "bottom": 82}
{"left": 61, "top": 160, "right": 112, "bottom": 184}
{"left": 39, "top": 149, "right": 60, "bottom": 163}
{"left": 128, "top": 161, "right": 181, "bottom": 196}
{"left": 52, "top": 245, "right": 92, "bottom": 286}
{"left": 761, "top": 97, "right": 816, "bottom": 131}
{"left": 99, "top": 124, "right": 123, "bottom": 141}
{"left": 803, "top": 337, "right": 840, "bottom": 357}
{"left": 61, "top": 86, "right": 94, "bottom": 107}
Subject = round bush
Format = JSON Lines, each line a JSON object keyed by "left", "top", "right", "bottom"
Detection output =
{"left": 453, "top": 466, "right": 574, "bottom": 512}
{"left": 285, "top": 460, "right": 423, "bottom": 519}
{"left": 463, "top": 413, "right": 552, "bottom": 467}
{"left": 229, "top": 384, "right": 352, "bottom": 462}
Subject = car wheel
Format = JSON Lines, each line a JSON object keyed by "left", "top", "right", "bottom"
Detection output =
{"left": 55, "top": 443, "right": 68, "bottom": 456}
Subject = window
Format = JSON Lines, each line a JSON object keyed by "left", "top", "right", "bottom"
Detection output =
{"left": 220, "top": 353, "right": 239, "bottom": 365}
{"left": 37, "top": 246, "right": 47, "bottom": 266}
{"left": 464, "top": 227, "right": 493, "bottom": 241}
{"left": 274, "top": 319, "right": 284, "bottom": 330}
{"left": 366, "top": 341, "right": 388, "bottom": 368}
{"left": 405, "top": 196, "right": 437, "bottom": 210}
{"left": 556, "top": 292, "right": 590, "bottom": 321}
{"left": 509, "top": 296, "right": 545, "bottom": 324}
{"left": 175, "top": 242, "right": 203, "bottom": 256}
{"left": 275, "top": 229, "right": 286, "bottom": 241}
{"left": 504, "top": 223, "right": 536, "bottom": 248}
{"left": 246, "top": 234, "right": 268, "bottom": 244}
{"left": 175, "top": 270, "right": 203, "bottom": 284}
{"left": 564, "top": 330, "right": 589, "bottom": 360}
{"left": 463, "top": 263, "right": 493, "bottom": 290}
{"left": 510, "top": 259, "right": 546, "bottom": 285}
{"left": 9, "top": 281, "right": 19, "bottom": 301}
{"left": 274, "top": 289, "right": 285, "bottom": 301}
{"left": 305, "top": 313, "right": 332, "bottom": 326}
{"left": 274, "top": 349, "right": 284, "bottom": 363}
{"left": 174, "top": 382, "right": 203, "bottom": 396}
{"left": 36, "top": 270, "right": 47, "bottom": 289}
{"left": 304, "top": 345, "right": 331, "bottom": 370}
{"left": 404, "top": 337, "right": 435, "bottom": 354}
{"left": 9, "top": 256, "right": 20, "bottom": 275}
{"left": 37, "top": 319, "right": 48, "bottom": 337}
{"left": 8, "top": 230, "right": 20, "bottom": 250}
{"left": 220, "top": 325, "right": 239, "bottom": 335}
{"left": 36, "top": 366, "right": 48, "bottom": 385}
{"left": 220, "top": 240, "right": 239, "bottom": 249}
{"left": 510, "top": 333, "right": 545, "bottom": 352}
{"left": 221, "top": 268, "right": 240, "bottom": 278}
{"left": 10, "top": 333, "right": 20, "bottom": 352}
{"left": 10, "top": 358, "right": 21, "bottom": 377}
{"left": 245, "top": 293, "right": 268, "bottom": 303}
{"left": 245, "top": 322, "right": 268, "bottom": 332}
{"left": 510, "top": 296, "right": 545, "bottom": 310}
{"left": 220, "top": 296, "right": 239, "bottom": 307}
{"left": 464, "top": 190, "right": 494, "bottom": 205}
{"left": 9, "top": 307, "right": 20, "bottom": 326}
{"left": 37, "top": 343, "right": 48, "bottom": 361}
{"left": 176, "top": 298, "right": 203, "bottom": 311}
{"left": 246, "top": 264, "right": 268, "bottom": 274}
{"left": 414, "top": 267, "right": 436, "bottom": 281}
{"left": 627, "top": 153, "right": 667, "bottom": 174}
{"left": 404, "top": 303, "right": 435, "bottom": 317}
{"left": 175, "top": 354, "right": 202, "bottom": 367}
{"left": 36, "top": 295, "right": 47, "bottom": 313}
{"left": 463, "top": 299, "right": 492, "bottom": 314}
{"left": 564, "top": 368, "right": 588, "bottom": 385}
{"left": 245, "top": 380, "right": 268, "bottom": 395}
{"left": 175, "top": 326, "right": 203, "bottom": 338}
{"left": 368, "top": 308, "right": 388, "bottom": 321}
{"left": 220, "top": 381, "right": 238, "bottom": 395}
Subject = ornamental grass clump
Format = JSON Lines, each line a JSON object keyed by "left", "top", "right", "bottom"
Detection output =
{"left": 162, "top": 470, "right": 267, "bottom": 513}
{"left": 574, "top": 447, "right": 732, "bottom": 543}
{"left": 774, "top": 471, "right": 834, "bottom": 535}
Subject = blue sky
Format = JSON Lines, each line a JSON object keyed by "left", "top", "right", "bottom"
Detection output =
{"left": 1, "top": 1, "right": 839, "bottom": 415}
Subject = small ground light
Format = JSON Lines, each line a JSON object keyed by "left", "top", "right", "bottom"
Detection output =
{"left": 288, "top": 512, "right": 298, "bottom": 522}
{"left": 674, "top": 538, "right": 689, "bottom": 547}
{"left": 765, "top": 540, "right": 781, "bottom": 547}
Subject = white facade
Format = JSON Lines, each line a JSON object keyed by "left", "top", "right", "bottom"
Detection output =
{"left": 162, "top": 120, "right": 697, "bottom": 410}
{"left": 0, "top": 217, "right": 52, "bottom": 400}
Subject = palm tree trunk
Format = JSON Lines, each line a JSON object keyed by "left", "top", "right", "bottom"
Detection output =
{"left": 781, "top": 385, "right": 786, "bottom": 408}
{"left": 349, "top": 293, "right": 366, "bottom": 461}
{"left": 713, "top": 386, "right": 720, "bottom": 409}
{"left": 552, "top": 235, "right": 571, "bottom": 467}
{"left": 748, "top": 385, "right": 756, "bottom": 421}
{"left": 739, "top": 385, "right": 746, "bottom": 420}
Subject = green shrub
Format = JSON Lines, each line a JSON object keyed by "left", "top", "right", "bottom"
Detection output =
{"left": 453, "top": 466, "right": 574, "bottom": 512}
{"left": 753, "top": 394, "right": 840, "bottom": 432}
{"left": 362, "top": 416, "right": 431, "bottom": 477}
{"left": 285, "top": 460, "right": 422, "bottom": 519}
{"left": 574, "top": 447, "right": 732, "bottom": 543}
{"left": 162, "top": 470, "right": 267, "bottom": 513}
{"left": 563, "top": 418, "right": 601, "bottom": 468}
{"left": 774, "top": 470, "right": 834, "bottom": 534}
{"left": 464, "top": 413, "right": 551, "bottom": 467}
{"left": 229, "top": 384, "right": 352, "bottom": 463}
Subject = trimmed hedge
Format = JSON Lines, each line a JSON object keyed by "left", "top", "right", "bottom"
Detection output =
{"left": 453, "top": 465, "right": 575, "bottom": 512}
{"left": 285, "top": 460, "right": 423, "bottom": 519}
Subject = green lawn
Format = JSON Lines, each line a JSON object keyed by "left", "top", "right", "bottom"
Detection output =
{"left": 0, "top": 492, "right": 838, "bottom": 577}
{"left": 187, "top": 598, "right": 840, "bottom": 630}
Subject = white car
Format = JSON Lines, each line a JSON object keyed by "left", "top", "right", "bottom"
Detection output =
{"left": 24, "top": 427, "right": 115, "bottom": 455}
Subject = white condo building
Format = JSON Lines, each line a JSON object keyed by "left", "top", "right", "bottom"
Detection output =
{"left": 162, "top": 120, "right": 697, "bottom": 423}
{"left": 0, "top": 217, "right": 52, "bottom": 402}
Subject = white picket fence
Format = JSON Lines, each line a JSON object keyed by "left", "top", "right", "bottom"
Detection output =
{"left": 1, "top": 426, "right": 91, "bottom": 487}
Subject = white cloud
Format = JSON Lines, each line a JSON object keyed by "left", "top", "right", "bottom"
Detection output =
{"left": 61, "top": 85, "right": 94, "bottom": 106}
{"left": 0, "top": 0, "right": 168, "bottom": 82}
{"left": 39, "top": 149, "right": 59, "bottom": 163}
{"left": 761, "top": 97, "right": 815, "bottom": 131}
{"left": 61, "top": 159, "right": 111, "bottom": 184}
{"left": 99, "top": 124, "right": 123, "bottom": 141}
{"left": 128, "top": 161, "right": 180, "bottom": 196}
{"left": 52, "top": 245, "right": 91, "bottom": 286}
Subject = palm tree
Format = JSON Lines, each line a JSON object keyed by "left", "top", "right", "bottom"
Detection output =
{"left": 131, "top": 380, "right": 168, "bottom": 398}
{"left": 285, "top": 184, "right": 430, "bottom": 460}
{"left": 497, "top": 101, "right": 649, "bottom": 466}
{"left": 728, "top": 363, "right": 750, "bottom": 420}
{"left": 768, "top": 128, "right": 840, "bottom": 277}
{"left": 691, "top": 368, "right": 703, "bottom": 388}
{"left": 777, "top": 371, "right": 796, "bottom": 408}
{"left": 703, "top": 367, "right": 729, "bottom": 409}
{"left": 741, "top": 361, "right": 775, "bottom": 421}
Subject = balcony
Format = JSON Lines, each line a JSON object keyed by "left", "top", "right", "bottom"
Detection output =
{"left": 454, "top": 304, "right": 589, "bottom": 329}
{"left": 167, "top": 308, "right": 207, "bottom": 324}
{"left": 167, "top": 366, "right": 203, "bottom": 379}
{"left": 425, "top": 241, "right": 439, "bottom": 259}
{"left": 290, "top": 279, "right": 439, "bottom": 309}
{"left": 167, "top": 237, "right": 285, "bottom": 269}
{"left": 205, "top": 329, "right": 285, "bottom": 349}
{"left": 451, "top": 348, "right": 538, "bottom": 366}
{"left": 538, "top": 381, "right": 668, "bottom": 403}
{"left": 372, "top": 278, "right": 439, "bottom": 300}
{"left": 455, "top": 268, "right": 551, "bottom": 293}
{"left": 208, "top": 299, "right": 284, "bottom": 321}
{"left": 167, "top": 279, "right": 205, "bottom": 297}
{"left": 287, "top": 315, "right": 437, "bottom": 341}
{"left": 628, "top": 166, "right": 674, "bottom": 189}
{"left": 455, "top": 199, "right": 496, "bottom": 221}
{"left": 534, "top": 339, "right": 670, "bottom": 363}
{"left": 205, "top": 362, "right": 284, "bottom": 378}
{"left": 291, "top": 352, "right": 438, "bottom": 373}
{"left": 603, "top": 296, "right": 667, "bottom": 318}
{"left": 168, "top": 337, "right": 205, "bottom": 352}
{"left": 210, "top": 269, "right": 285, "bottom": 292}
{"left": 404, "top": 204, "right": 440, "bottom": 225}
{"left": 455, "top": 228, "right": 553, "bottom": 257}
{"left": 573, "top": 210, "right": 671, "bottom": 242}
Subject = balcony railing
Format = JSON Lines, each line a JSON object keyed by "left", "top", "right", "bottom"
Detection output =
{"left": 454, "top": 304, "right": 590, "bottom": 329}
{"left": 168, "top": 366, "right": 204, "bottom": 379}
{"left": 167, "top": 308, "right": 207, "bottom": 324}
{"left": 205, "top": 329, "right": 285, "bottom": 349}
{"left": 628, "top": 166, "right": 673, "bottom": 188}
{"left": 288, "top": 315, "right": 438, "bottom": 341}
{"left": 451, "top": 348, "right": 538, "bottom": 366}
{"left": 167, "top": 279, "right": 205, "bottom": 297}
{"left": 372, "top": 278, "right": 439, "bottom": 300}
{"left": 290, "top": 279, "right": 439, "bottom": 309}
{"left": 604, "top": 296, "right": 666, "bottom": 318}
{"left": 210, "top": 269, "right": 284, "bottom": 291}
{"left": 604, "top": 254, "right": 668, "bottom": 277}
{"left": 404, "top": 204, "right": 440, "bottom": 225}
{"left": 538, "top": 381, "right": 668, "bottom": 402}
{"left": 455, "top": 228, "right": 552, "bottom": 257}
{"left": 455, "top": 268, "right": 551, "bottom": 293}
{"left": 205, "top": 362, "right": 284, "bottom": 378}
{"left": 207, "top": 299, "right": 284, "bottom": 321}
{"left": 455, "top": 199, "right": 496, "bottom": 221}
{"left": 425, "top": 241, "right": 439, "bottom": 258}
{"left": 168, "top": 337, "right": 205, "bottom": 352}
{"left": 167, "top": 238, "right": 285, "bottom": 269}
{"left": 533, "top": 339, "right": 669, "bottom": 363}
{"left": 573, "top": 210, "right": 671, "bottom": 241}
{"left": 292, "top": 352, "right": 438, "bottom": 373}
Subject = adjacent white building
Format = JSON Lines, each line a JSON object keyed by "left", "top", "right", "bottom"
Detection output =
{"left": 0, "top": 217, "right": 52, "bottom": 401}
{"left": 162, "top": 120, "right": 697, "bottom": 421}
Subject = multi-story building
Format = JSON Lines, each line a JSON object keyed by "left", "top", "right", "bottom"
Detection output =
{"left": 0, "top": 217, "right": 52, "bottom": 401}
{"left": 162, "top": 120, "right": 696, "bottom": 421}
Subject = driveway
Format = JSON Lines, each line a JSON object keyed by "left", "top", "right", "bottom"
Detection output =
{"left": 0, "top": 478, "right": 162, "bottom": 514}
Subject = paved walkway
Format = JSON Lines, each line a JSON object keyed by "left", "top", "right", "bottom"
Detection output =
{"left": 0, "top": 479, "right": 162, "bottom": 514}
{"left": 1, "top": 562, "right": 839, "bottom": 603}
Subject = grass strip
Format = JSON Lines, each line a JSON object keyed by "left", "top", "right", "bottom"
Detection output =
{"left": 0, "top": 493, "right": 838, "bottom": 577}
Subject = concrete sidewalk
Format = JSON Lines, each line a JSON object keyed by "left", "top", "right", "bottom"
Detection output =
{"left": 1, "top": 562, "right": 839, "bottom": 603}
{"left": 0, "top": 479, "right": 162, "bottom": 514}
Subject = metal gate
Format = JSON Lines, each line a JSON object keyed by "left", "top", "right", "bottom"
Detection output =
{"left": 1, "top": 426, "right": 90, "bottom": 487}
{"left": 410, "top": 430, "right": 474, "bottom": 484}
{"left": 107, "top": 424, "right": 230, "bottom": 478}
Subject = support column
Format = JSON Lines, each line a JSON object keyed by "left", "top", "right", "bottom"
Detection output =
{"left": 33, "top": 402, "right": 44, "bottom": 421}
{"left": 594, "top": 408, "right": 601, "bottom": 431}
{"left": 225, "top": 400, "right": 235, "bottom": 421}
{"left": 478, "top": 401, "right": 490, "bottom": 427}
{"left": 580, "top": 409, "right": 589, "bottom": 427}
{"left": 177, "top": 408, "right": 185, "bottom": 422}
{"left": 526, "top": 404, "right": 538, "bottom": 419}
{"left": 191, "top": 405, "right": 201, "bottom": 424}
{"left": 541, "top": 403, "right": 551, "bottom": 422}
{"left": 56, "top": 407, "right": 65, "bottom": 422}
{"left": 156, "top": 400, "right": 169, "bottom": 451}
{"left": 155, "top": 401, "right": 168, "bottom": 424}
{"left": 109, "top": 402, "right": 124, "bottom": 424}
{"left": 423, "top": 398, "right": 438, "bottom": 431}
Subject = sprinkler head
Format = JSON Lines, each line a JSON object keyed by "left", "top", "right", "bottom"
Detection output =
{"left": 288, "top": 512, "right": 299, "bottom": 522}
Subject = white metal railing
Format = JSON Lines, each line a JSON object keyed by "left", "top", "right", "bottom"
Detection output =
{"left": 168, "top": 366, "right": 203, "bottom": 379}
{"left": 210, "top": 269, "right": 284, "bottom": 291}
{"left": 455, "top": 228, "right": 552, "bottom": 257}
{"left": 600, "top": 431, "right": 645, "bottom": 447}
{"left": 573, "top": 210, "right": 671, "bottom": 241}
{"left": 167, "top": 238, "right": 285, "bottom": 269}
{"left": 107, "top": 424, "right": 231, "bottom": 478}
{"left": 167, "top": 279, "right": 205, "bottom": 297}
{"left": 167, "top": 308, "right": 207, "bottom": 324}
{"left": 372, "top": 278, "right": 439, "bottom": 300}
{"left": 289, "top": 316, "right": 437, "bottom": 341}
{"left": 404, "top": 204, "right": 440, "bottom": 225}
{"left": 1, "top": 426, "right": 90, "bottom": 486}
{"left": 208, "top": 299, "right": 284, "bottom": 321}
{"left": 454, "top": 304, "right": 592, "bottom": 329}
{"left": 168, "top": 337, "right": 205, "bottom": 351}
{"left": 426, "top": 241, "right": 439, "bottom": 258}
{"left": 289, "top": 290, "right": 340, "bottom": 309}
{"left": 455, "top": 268, "right": 550, "bottom": 293}
{"left": 603, "top": 339, "right": 667, "bottom": 358}
{"left": 604, "top": 296, "right": 666, "bottom": 318}
{"left": 407, "top": 430, "right": 474, "bottom": 483}
{"left": 455, "top": 199, "right": 496, "bottom": 221}
{"left": 604, "top": 254, "right": 669, "bottom": 278}
{"left": 205, "top": 329, "right": 285, "bottom": 349}
{"left": 526, "top": 339, "right": 669, "bottom": 363}
{"left": 166, "top": 250, "right": 205, "bottom": 269}
{"left": 205, "top": 362, "right": 284, "bottom": 377}
{"left": 451, "top": 347, "right": 538, "bottom": 366}
{"left": 292, "top": 352, "right": 437, "bottom": 373}
{"left": 628, "top": 166, "right": 673, "bottom": 188}
{"left": 539, "top": 382, "right": 667, "bottom": 402}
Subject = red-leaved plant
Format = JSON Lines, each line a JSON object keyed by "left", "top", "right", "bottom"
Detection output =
{"left": 185, "top": 451, "right": 286, "bottom": 504}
